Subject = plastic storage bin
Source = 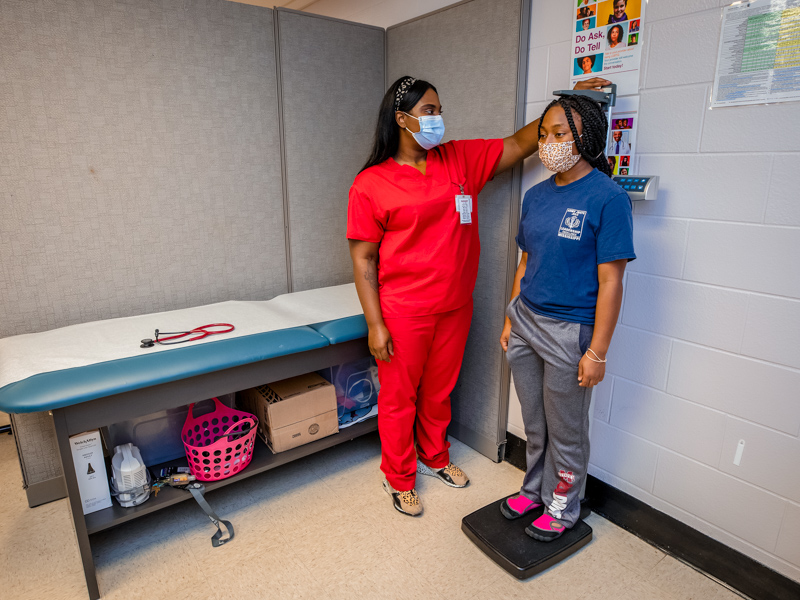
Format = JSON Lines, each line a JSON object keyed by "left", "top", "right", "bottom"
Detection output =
{"left": 104, "top": 394, "right": 236, "bottom": 467}
{"left": 318, "top": 357, "right": 380, "bottom": 425}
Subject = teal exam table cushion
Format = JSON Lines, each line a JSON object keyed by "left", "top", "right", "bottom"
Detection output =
{"left": 0, "top": 316, "right": 368, "bottom": 414}
{"left": 308, "top": 315, "right": 369, "bottom": 344}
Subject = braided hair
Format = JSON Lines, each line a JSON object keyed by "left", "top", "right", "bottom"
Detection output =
{"left": 360, "top": 76, "right": 437, "bottom": 173}
{"left": 538, "top": 95, "right": 612, "bottom": 177}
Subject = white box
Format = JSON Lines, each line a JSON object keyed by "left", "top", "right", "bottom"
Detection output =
{"left": 70, "top": 430, "right": 112, "bottom": 515}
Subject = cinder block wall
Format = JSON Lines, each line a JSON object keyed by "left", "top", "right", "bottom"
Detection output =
{"left": 508, "top": 0, "right": 800, "bottom": 582}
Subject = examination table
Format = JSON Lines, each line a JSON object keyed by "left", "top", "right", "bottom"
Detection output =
{"left": 0, "top": 299, "right": 371, "bottom": 600}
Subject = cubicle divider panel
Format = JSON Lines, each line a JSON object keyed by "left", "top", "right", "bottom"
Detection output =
{"left": 276, "top": 10, "right": 385, "bottom": 292}
{"left": 0, "top": 0, "right": 288, "bottom": 339}
{"left": 387, "top": 0, "right": 527, "bottom": 460}
{"left": 0, "top": 0, "right": 287, "bottom": 505}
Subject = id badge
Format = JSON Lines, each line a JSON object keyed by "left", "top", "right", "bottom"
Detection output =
{"left": 458, "top": 196, "right": 472, "bottom": 224}
{"left": 455, "top": 194, "right": 472, "bottom": 213}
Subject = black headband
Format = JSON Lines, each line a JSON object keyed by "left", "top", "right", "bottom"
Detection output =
{"left": 394, "top": 77, "right": 417, "bottom": 111}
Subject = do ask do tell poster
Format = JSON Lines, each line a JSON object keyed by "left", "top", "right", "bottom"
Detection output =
{"left": 571, "top": 0, "right": 646, "bottom": 96}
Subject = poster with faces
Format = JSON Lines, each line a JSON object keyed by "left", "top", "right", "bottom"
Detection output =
{"left": 570, "top": 0, "right": 646, "bottom": 96}
{"left": 605, "top": 95, "right": 639, "bottom": 176}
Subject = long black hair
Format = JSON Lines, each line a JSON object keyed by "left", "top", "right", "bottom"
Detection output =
{"left": 538, "top": 95, "right": 612, "bottom": 177}
{"left": 360, "top": 76, "right": 437, "bottom": 173}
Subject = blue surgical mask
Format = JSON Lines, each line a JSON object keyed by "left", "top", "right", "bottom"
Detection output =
{"left": 403, "top": 112, "right": 445, "bottom": 150}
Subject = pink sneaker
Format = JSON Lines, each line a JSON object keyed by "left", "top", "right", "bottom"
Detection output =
{"left": 500, "top": 494, "right": 543, "bottom": 520}
{"left": 525, "top": 513, "right": 567, "bottom": 542}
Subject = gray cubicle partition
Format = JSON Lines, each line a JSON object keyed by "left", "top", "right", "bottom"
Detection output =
{"left": 275, "top": 10, "right": 385, "bottom": 292}
{"left": 387, "top": 0, "right": 531, "bottom": 461}
{"left": 0, "top": 0, "right": 287, "bottom": 505}
{"left": 0, "top": 0, "right": 288, "bottom": 338}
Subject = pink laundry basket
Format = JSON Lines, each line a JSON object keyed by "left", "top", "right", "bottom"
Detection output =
{"left": 181, "top": 397, "right": 258, "bottom": 482}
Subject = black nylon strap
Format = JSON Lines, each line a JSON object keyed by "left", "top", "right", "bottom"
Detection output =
{"left": 186, "top": 483, "right": 235, "bottom": 547}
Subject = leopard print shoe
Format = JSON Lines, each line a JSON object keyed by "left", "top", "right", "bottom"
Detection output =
{"left": 416, "top": 459, "right": 469, "bottom": 488}
{"left": 383, "top": 479, "right": 423, "bottom": 516}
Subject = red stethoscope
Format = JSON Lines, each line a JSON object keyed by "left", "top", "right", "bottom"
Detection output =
{"left": 140, "top": 324, "right": 235, "bottom": 348}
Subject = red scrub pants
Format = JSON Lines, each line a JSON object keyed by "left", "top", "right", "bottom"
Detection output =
{"left": 377, "top": 299, "right": 473, "bottom": 491}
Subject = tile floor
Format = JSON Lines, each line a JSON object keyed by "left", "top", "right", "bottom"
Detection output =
{"left": 1, "top": 431, "right": 747, "bottom": 600}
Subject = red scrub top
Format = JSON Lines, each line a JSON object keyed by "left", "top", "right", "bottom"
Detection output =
{"left": 347, "top": 138, "right": 504, "bottom": 318}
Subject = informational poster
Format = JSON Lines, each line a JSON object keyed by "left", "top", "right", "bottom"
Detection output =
{"left": 571, "top": 0, "right": 646, "bottom": 96}
{"left": 712, "top": 0, "right": 800, "bottom": 107}
{"left": 605, "top": 96, "right": 639, "bottom": 175}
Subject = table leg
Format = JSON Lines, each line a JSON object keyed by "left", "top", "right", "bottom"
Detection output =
{"left": 52, "top": 409, "right": 101, "bottom": 600}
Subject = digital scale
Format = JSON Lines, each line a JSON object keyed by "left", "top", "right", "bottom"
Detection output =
{"left": 463, "top": 85, "right": 659, "bottom": 580}
{"left": 462, "top": 496, "right": 593, "bottom": 579}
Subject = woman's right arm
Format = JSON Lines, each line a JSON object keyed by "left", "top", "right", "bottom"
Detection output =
{"left": 500, "top": 252, "right": 528, "bottom": 352}
{"left": 349, "top": 239, "right": 394, "bottom": 363}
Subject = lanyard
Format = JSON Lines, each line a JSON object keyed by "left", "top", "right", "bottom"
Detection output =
{"left": 441, "top": 151, "right": 468, "bottom": 196}
{"left": 441, "top": 154, "right": 472, "bottom": 224}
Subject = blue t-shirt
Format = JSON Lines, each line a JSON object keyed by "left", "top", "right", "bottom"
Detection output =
{"left": 516, "top": 169, "right": 636, "bottom": 325}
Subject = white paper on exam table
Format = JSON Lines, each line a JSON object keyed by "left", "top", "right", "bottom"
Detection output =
{"left": 0, "top": 284, "right": 363, "bottom": 390}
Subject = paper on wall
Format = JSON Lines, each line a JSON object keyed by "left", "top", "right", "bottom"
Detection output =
{"left": 570, "top": 0, "right": 647, "bottom": 96}
{"left": 712, "top": 0, "right": 800, "bottom": 107}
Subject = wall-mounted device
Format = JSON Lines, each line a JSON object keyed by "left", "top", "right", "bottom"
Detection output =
{"left": 554, "top": 84, "right": 617, "bottom": 149}
{"left": 612, "top": 175, "right": 659, "bottom": 201}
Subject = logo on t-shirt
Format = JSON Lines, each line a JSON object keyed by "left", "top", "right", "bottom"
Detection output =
{"left": 558, "top": 208, "right": 587, "bottom": 241}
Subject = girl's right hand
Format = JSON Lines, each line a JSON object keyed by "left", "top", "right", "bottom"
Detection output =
{"left": 500, "top": 320, "right": 512, "bottom": 352}
{"left": 369, "top": 324, "right": 394, "bottom": 363}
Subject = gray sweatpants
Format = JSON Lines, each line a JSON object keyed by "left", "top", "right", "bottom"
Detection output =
{"left": 506, "top": 296, "right": 593, "bottom": 528}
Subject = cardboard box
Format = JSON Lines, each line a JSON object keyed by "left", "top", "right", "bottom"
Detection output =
{"left": 238, "top": 373, "right": 338, "bottom": 453}
{"left": 69, "top": 430, "right": 113, "bottom": 515}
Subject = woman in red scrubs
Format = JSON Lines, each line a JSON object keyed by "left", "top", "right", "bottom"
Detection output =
{"left": 348, "top": 75, "right": 608, "bottom": 516}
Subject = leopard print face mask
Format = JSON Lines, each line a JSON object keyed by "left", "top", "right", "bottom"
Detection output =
{"left": 539, "top": 139, "right": 581, "bottom": 173}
